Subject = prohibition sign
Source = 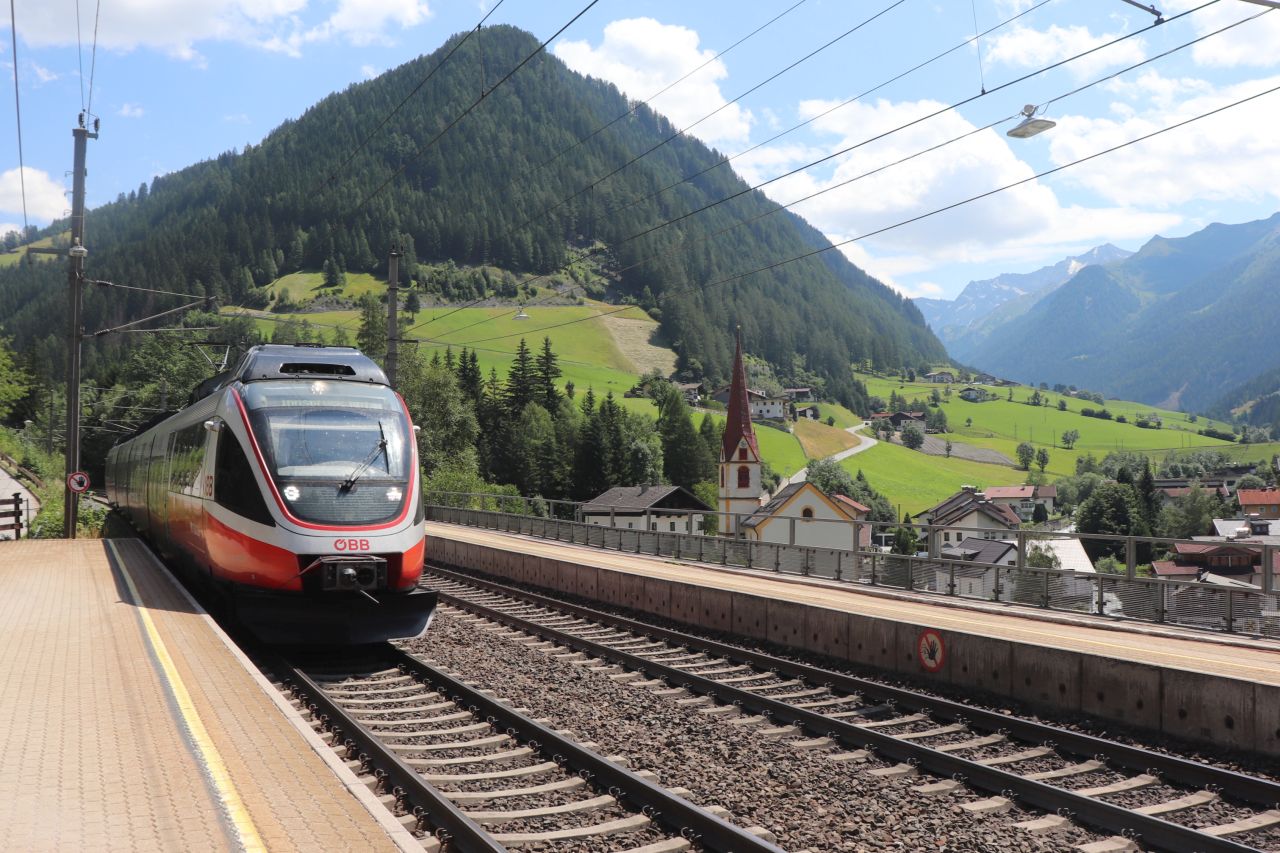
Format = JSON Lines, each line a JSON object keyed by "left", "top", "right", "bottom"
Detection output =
{"left": 67, "top": 471, "right": 91, "bottom": 494}
{"left": 917, "top": 629, "right": 945, "bottom": 672}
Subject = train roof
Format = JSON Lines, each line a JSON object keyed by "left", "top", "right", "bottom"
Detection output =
{"left": 190, "top": 344, "right": 388, "bottom": 405}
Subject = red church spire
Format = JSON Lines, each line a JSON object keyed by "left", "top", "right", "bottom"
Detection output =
{"left": 721, "top": 327, "right": 759, "bottom": 462}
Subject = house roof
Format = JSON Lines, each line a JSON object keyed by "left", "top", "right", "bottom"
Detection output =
{"left": 742, "top": 482, "right": 862, "bottom": 529}
{"left": 833, "top": 494, "right": 870, "bottom": 515}
{"left": 940, "top": 537, "right": 1016, "bottom": 565}
{"left": 721, "top": 329, "right": 760, "bottom": 462}
{"left": 983, "top": 485, "right": 1058, "bottom": 501}
{"left": 1152, "top": 560, "right": 1200, "bottom": 576}
{"left": 1238, "top": 488, "right": 1280, "bottom": 506}
{"left": 1171, "top": 541, "right": 1259, "bottom": 557}
{"left": 920, "top": 488, "right": 1021, "bottom": 529}
{"left": 984, "top": 486, "right": 1035, "bottom": 500}
{"left": 581, "top": 485, "right": 712, "bottom": 514}
{"left": 1211, "top": 518, "right": 1277, "bottom": 537}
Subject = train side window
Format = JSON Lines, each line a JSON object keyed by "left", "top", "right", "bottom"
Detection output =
{"left": 214, "top": 430, "right": 275, "bottom": 526}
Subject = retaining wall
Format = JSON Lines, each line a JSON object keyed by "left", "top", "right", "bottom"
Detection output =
{"left": 430, "top": 533, "right": 1280, "bottom": 759}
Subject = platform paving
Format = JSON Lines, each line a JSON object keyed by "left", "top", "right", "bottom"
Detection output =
{"left": 0, "top": 538, "right": 412, "bottom": 852}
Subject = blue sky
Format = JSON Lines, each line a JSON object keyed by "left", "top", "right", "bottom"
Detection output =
{"left": 3, "top": 0, "right": 1279, "bottom": 298}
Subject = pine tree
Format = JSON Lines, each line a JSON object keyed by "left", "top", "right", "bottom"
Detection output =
{"left": 356, "top": 293, "right": 387, "bottom": 358}
{"left": 505, "top": 338, "right": 536, "bottom": 415}
{"left": 534, "top": 336, "right": 562, "bottom": 409}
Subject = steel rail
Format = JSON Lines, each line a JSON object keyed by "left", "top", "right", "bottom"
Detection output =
{"left": 430, "top": 568, "right": 1271, "bottom": 853}
{"left": 267, "top": 650, "right": 506, "bottom": 853}
{"left": 272, "top": 644, "right": 784, "bottom": 853}
{"left": 389, "top": 646, "right": 787, "bottom": 853}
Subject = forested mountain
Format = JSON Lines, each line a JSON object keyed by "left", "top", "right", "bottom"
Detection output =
{"left": 0, "top": 24, "right": 944, "bottom": 411}
{"left": 949, "top": 213, "right": 1280, "bottom": 411}
{"left": 914, "top": 243, "right": 1130, "bottom": 352}
{"left": 1212, "top": 365, "right": 1280, "bottom": 439}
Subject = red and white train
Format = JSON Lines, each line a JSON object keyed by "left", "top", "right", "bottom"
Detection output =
{"left": 106, "top": 344, "right": 436, "bottom": 644}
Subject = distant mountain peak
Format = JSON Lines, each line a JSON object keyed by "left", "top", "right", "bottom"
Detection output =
{"left": 913, "top": 242, "right": 1132, "bottom": 340}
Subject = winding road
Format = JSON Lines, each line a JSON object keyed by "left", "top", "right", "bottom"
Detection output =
{"left": 780, "top": 422, "right": 878, "bottom": 488}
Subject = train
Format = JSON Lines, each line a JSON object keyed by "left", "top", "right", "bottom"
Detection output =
{"left": 106, "top": 344, "right": 437, "bottom": 644}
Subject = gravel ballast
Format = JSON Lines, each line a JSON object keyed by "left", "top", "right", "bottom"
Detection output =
{"left": 407, "top": 610, "right": 1107, "bottom": 852}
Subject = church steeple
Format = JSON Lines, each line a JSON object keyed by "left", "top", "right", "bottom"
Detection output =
{"left": 718, "top": 327, "right": 761, "bottom": 535}
{"left": 721, "top": 327, "right": 759, "bottom": 463}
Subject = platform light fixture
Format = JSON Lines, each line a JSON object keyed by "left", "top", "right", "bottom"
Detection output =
{"left": 514, "top": 305, "right": 530, "bottom": 320}
{"left": 1007, "top": 104, "right": 1056, "bottom": 139}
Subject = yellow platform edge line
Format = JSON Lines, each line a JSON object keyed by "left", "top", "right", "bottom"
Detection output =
{"left": 107, "top": 540, "right": 267, "bottom": 853}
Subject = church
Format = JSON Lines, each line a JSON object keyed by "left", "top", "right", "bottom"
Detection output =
{"left": 717, "top": 331, "right": 869, "bottom": 550}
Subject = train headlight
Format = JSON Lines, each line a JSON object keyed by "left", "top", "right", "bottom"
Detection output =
{"left": 283, "top": 485, "right": 300, "bottom": 501}
{"left": 386, "top": 487, "right": 402, "bottom": 502}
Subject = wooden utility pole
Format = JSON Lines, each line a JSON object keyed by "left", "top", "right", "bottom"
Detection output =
{"left": 63, "top": 115, "right": 98, "bottom": 538}
{"left": 385, "top": 248, "right": 401, "bottom": 387}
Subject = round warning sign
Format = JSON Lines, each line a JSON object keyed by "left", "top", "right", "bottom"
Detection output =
{"left": 917, "top": 629, "right": 945, "bottom": 672}
{"left": 67, "top": 471, "right": 91, "bottom": 494}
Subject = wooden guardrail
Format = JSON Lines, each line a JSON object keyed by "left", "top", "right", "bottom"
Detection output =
{"left": 0, "top": 449, "right": 45, "bottom": 490}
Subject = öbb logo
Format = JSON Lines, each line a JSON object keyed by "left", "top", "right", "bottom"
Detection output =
{"left": 334, "top": 538, "right": 371, "bottom": 552}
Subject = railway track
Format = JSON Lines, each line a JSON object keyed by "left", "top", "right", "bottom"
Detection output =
{"left": 261, "top": 644, "right": 785, "bottom": 852}
{"left": 424, "top": 566, "right": 1280, "bottom": 853}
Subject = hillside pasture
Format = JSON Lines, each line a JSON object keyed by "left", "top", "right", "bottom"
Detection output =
{"left": 840, "top": 439, "right": 1020, "bottom": 517}
{"left": 794, "top": 419, "right": 858, "bottom": 460}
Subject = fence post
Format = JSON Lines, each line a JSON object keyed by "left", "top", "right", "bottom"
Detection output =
{"left": 947, "top": 561, "right": 956, "bottom": 596}
{"left": 1017, "top": 530, "right": 1027, "bottom": 568}
{"left": 1041, "top": 570, "right": 1050, "bottom": 608}
{"left": 1125, "top": 537, "right": 1136, "bottom": 579}
{"left": 1263, "top": 544, "right": 1274, "bottom": 595}
{"left": 789, "top": 517, "right": 796, "bottom": 546}
{"left": 992, "top": 566, "right": 1002, "bottom": 602}
{"left": 1225, "top": 590, "right": 1234, "bottom": 633}
{"left": 13, "top": 493, "right": 22, "bottom": 540}
{"left": 610, "top": 507, "right": 615, "bottom": 529}
{"left": 1096, "top": 576, "right": 1106, "bottom": 615}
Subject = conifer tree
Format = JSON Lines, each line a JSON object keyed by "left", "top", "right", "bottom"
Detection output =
{"left": 356, "top": 293, "right": 387, "bottom": 358}
{"left": 535, "top": 337, "right": 561, "bottom": 409}
{"left": 505, "top": 338, "right": 536, "bottom": 415}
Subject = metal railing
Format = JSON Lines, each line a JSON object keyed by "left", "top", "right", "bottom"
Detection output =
{"left": 423, "top": 491, "right": 1280, "bottom": 639}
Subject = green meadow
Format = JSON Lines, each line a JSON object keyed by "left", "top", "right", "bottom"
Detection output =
{"left": 841, "top": 439, "right": 1018, "bottom": 517}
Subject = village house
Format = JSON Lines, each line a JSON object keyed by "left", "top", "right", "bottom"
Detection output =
{"left": 1151, "top": 541, "right": 1267, "bottom": 585}
{"left": 740, "top": 483, "right": 869, "bottom": 550}
{"left": 934, "top": 537, "right": 1018, "bottom": 598}
{"left": 870, "top": 411, "right": 926, "bottom": 430}
{"left": 924, "top": 370, "right": 955, "bottom": 383}
{"left": 783, "top": 387, "right": 813, "bottom": 402}
{"left": 581, "top": 484, "right": 712, "bottom": 534}
{"left": 973, "top": 373, "right": 998, "bottom": 385}
{"left": 1238, "top": 487, "right": 1280, "bottom": 519}
{"left": 983, "top": 485, "right": 1057, "bottom": 522}
{"left": 957, "top": 386, "right": 988, "bottom": 403}
{"left": 710, "top": 385, "right": 788, "bottom": 421}
{"left": 913, "top": 486, "right": 1021, "bottom": 544}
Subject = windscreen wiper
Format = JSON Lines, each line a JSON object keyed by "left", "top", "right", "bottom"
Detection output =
{"left": 340, "top": 421, "right": 388, "bottom": 492}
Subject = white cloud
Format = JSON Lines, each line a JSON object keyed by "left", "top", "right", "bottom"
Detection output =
{"left": 117, "top": 102, "right": 145, "bottom": 118}
{"left": 9, "top": 0, "right": 426, "bottom": 62}
{"left": 361, "top": 64, "right": 378, "bottom": 79}
{"left": 1167, "top": 0, "right": 1280, "bottom": 68}
{"left": 29, "top": 61, "right": 58, "bottom": 84}
{"left": 0, "top": 167, "right": 68, "bottom": 222}
{"left": 223, "top": 113, "right": 250, "bottom": 124}
{"left": 554, "top": 18, "right": 753, "bottom": 147}
{"left": 1047, "top": 72, "right": 1280, "bottom": 208}
{"left": 985, "top": 23, "right": 1147, "bottom": 79}
{"left": 0, "top": 222, "right": 21, "bottom": 237}
{"left": 734, "top": 95, "right": 1182, "bottom": 292}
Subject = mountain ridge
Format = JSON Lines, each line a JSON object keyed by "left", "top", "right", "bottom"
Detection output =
{"left": 0, "top": 24, "right": 945, "bottom": 412}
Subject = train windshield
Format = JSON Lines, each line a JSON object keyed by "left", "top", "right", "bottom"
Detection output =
{"left": 241, "top": 381, "right": 411, "bottom": 524}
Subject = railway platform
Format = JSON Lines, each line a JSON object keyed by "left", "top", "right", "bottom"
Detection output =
{"left": 426, "top": 522, "right": 1280, "bottom": 760}
{"left": 0, "top": 538, "right": 418, "bottom": 852}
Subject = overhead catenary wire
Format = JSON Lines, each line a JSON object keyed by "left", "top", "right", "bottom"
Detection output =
{"left": 8, "top": 0, "right": 29, "bottom": 239}
{"left": 452, "top": 78, "right": 1280, "bottom": 348}
{"left": 422, "top": 0, "right": 1223, "bottom": 342}
{"left": 407, "top": 0, "right": 948, "bottom": 336}
{"left": 86, "top": 0, "right": 102, "bottom": 117}
{"left": 524, "top": 0, "right": 813, "bottom": 180}
{"left": 510, "top": 0, "right": 912, "bottom": 235}
{"left": 606, "top": 0, "right": 1054, "bottom": 222}
{"left": 349, "top": 0, "right": 604, "bottom": 216}
{"left": 76, "top": 0, "right": 85, "bottom": 109}
{"left": 402, "top": 0, "right": 1060, "bottom": 339}
{"left": 315, "top": 0, "right": 508, "bottom": 193}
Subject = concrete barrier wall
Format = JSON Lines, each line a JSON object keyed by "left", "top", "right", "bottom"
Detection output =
{"left": 429, "top": 532, "right": 1278, "bottom": 759}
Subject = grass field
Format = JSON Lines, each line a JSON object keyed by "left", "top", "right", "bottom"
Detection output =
{"left": 0, "top": 235, "right": 61, "bottom": 268}
{"left": 841, "top": 438, "right": 1023, "bottom": 517}
{"left": 228, "top": 300, "right": 810, "bottom": 477}
{"left": 857, "top": 372, "right": 1237, "bottom": 480}
{"left": 794, "top": 419, "right": 858, "bottom": 460}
